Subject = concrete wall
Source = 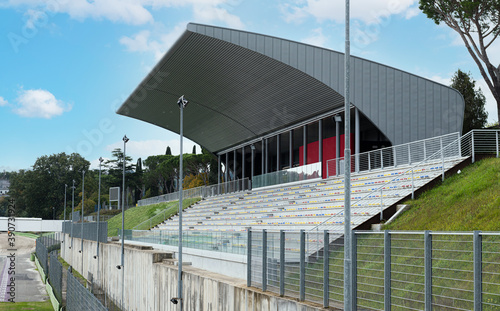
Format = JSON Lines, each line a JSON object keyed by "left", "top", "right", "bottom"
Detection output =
{"left": 61, "top": 234, "right": 326, "bottom": 311}
{"left": 0, "top": 217, "right": 63, "bottom": 232}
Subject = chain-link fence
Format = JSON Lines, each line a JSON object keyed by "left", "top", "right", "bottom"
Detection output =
{"left": 66, "top": 266, "right": 108, "bottom": 311}
{"left": 248, "top": 230, "right": 500, "bottom": 310}
{"left": 35, "top": 239, "right": 49, "bottom": 276}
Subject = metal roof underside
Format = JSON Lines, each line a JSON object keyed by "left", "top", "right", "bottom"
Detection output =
{"left": 117, "top": 23, "right": 464, "bottom": 153}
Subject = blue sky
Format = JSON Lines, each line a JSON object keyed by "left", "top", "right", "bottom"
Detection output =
{"left": 1, "top": 0, "right": 498, "bottom": 172}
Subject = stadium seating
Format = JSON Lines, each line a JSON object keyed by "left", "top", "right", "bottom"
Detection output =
{"left": 155, "top": 156, "right": 465, "bottom": 233}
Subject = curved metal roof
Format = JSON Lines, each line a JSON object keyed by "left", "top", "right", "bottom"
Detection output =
{"left": 117, "top": 23, "right": 464, "bottom": 153}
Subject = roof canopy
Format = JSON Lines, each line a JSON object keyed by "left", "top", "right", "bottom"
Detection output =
{"left": 117, "top": 23, "right": 464, "bottom": 154}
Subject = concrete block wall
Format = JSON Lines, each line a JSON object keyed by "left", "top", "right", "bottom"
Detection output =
{"left": 61, "top": 234, "right": 329, "bottom": 311}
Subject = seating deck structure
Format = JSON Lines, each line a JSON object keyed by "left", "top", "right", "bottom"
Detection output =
{"left": 156, "top": 156, "right": 465, "bottom": 233}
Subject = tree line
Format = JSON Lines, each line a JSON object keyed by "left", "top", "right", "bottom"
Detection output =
{"left": 1, "top": 147, "right": 217, "bottom": 219}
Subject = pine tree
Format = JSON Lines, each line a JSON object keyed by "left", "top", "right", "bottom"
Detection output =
{"left": 165, "top": 146, "right": 172, "bottom": 155}
{"left": 450, "top": 69, "right": 488, "bottom": 134}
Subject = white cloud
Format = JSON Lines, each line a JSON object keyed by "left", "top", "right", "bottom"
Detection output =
{"left": 106, "top": 139, "right": 201, "bottom": 163}
{"left": 428, "top": 75, "right": 451, "bottom": 86}
{"left": 282, "top": 0, "right": 418, "bottom": 24}
{"left": 14, "top": 89, "right": 71, "bottom": 119}
{"left": 120, "top": 23, "right": 185, "bottom": 61}
{"left": 405, "top": 6, "right": 420, "bottom": 19}
{"left": 0, "top": 96, "right": 8, "bottom": 107}
{"left": 89, "top": 157, "right": 110, "bottom": 170}
{"left": 3, "top": 0, "right": 243, "bottom": 26}
{"left": 302, "top": 27, "right": 328, "bottom": 47}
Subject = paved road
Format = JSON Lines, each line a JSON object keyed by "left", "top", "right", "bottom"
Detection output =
{"left": 0, "top": 232, "right": 48, "bottom": 303}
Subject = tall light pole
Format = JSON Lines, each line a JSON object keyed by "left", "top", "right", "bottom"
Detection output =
{"left": 121, "top": 135, "right": 129, "bottom": 310}
{"left": 70, "top": 179, "right": 75, "bottom": 250}
{"left": 176, "top": 95, "right": 188, "bottom": 310}
{"left": 344, "top": 0, "right": 353, "bottom": 309}
{"left": 63, "top": 184, "right": 67, "bottom": 257}
{"left": 95, "top": 157, "right": 104, "bottom": 278}
{"left": 80, "top": 169, "right": 85, "bottom": 275}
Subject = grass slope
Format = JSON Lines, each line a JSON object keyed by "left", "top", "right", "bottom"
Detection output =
{"left": 0, "top": 302, "right": 54, "bottom": 311}
{"left": 107, "top": 197, "right": 200, "bottom": 236}
{"left": 384, "top": 157, "right": 500, "bottom": 231}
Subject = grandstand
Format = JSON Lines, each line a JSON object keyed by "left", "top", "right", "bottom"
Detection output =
{"left": 156, "top": 132, "right": 466, "bottom": 233}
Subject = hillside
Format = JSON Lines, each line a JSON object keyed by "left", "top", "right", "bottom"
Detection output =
{"left": 107, "top": 197, "right": 201, "bottom": 236}
{"left": 384, "top": 157, "right": 500, "bottom": 231}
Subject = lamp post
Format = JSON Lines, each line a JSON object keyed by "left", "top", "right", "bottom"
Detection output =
{"left": 121, "top": 135, "right": 129, "bottom": 310}
{"left": 80, "top": 169, "right": 85, "bottom": 277}
{"left": 63, "top": 184, "right": 67, "bottom": 257}
{"left": 176, "top": 95, "right": 188, "bottom": 310}
{"left": 70, "top": 179, "right": 75, "bottom": 249}
{"left": 344, "top": 0, "right": 353, "bottom": 309}
{"left": 95, "top": 157, "right": 104, "bottom": 273}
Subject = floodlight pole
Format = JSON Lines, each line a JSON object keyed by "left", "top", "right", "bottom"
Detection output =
{"left": 344, "top": 0, "right": 353, "bottom": 310}
{"left": 121, "top": 135, "right": 129, "bottom": 310}
{"left": 70, "top": 179, "right": 75, "bottom": 249}
{"left": 96, "top": 157, "right": 103, "bottom": 280}
{"left": 80, "top": 169, "right": 85, "bottom": 272}
{"left": 177, "top": 95, "right": 189, "bottom": 310}
{"left": 63, "top": 184, "right": 67, "bottom": 257}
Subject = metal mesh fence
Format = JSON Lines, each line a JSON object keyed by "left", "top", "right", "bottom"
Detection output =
{"left": 248, "top": 230, "right": 500, "bottom": 310}
{"left": 49, "top": 250, "right": 63, "bottom": 303}
{"left": 63, "top": 221, "right": 107, "bottom": 243}
{"left": 66, "top": 267, "right": 107, "bottom": 311}
{"left": 35, "top": 240, "right": 49, "bottom": 276}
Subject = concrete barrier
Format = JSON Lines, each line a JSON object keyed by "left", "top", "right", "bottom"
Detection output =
{"left": 61, "top": 234, "right": 326, "bottom": 311}
{"left": 0, "top": 217, "right": 63, "bottom": 232}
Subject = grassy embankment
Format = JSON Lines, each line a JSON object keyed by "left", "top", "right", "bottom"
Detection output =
{"left": 106, "top": 197, "right": 201, "bottom": 236}
{"left": 281, "top": 158, "right": 500, "bottom": 309}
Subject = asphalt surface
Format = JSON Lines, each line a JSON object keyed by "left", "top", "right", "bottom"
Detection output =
{"left": 0, "top": 232, "right": 48, "bottom": 303}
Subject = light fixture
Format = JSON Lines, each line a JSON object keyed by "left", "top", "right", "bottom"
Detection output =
{"left": 177, "top": 95, "right": 189, "bottom": 108}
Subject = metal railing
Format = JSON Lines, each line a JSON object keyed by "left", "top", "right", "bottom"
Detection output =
{"left": 137, "top": 178, "right": 251, "bottom": 206}
{"left": 119, "top": 229, "right": 248, "bottom": 255}
{"left": 326, "top": 132, "right": 461, "bottom": 178}
{"left": 252, "top": 162, "right": 322, "bottom": 189}
{"left": 248, "top": 230, "right": 500, "bottom": 310}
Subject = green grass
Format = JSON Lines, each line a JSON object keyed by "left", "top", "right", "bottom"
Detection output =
{"left": 106, "top": 197, "right": 201, "bottom": 236}
{"left": 0, "top": 301, "right": 53, "bottom": 310}
{"left": 384, "top": 157, "right": 500, "bottom": 231}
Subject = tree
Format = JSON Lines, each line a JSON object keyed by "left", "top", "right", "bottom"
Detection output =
{"left": 451, "top": 69, "right": 488, "bottom": 133}
{"left": 8, "top": 153, "right": 90, "bottom": 218}
{"left": 192, "top": 145, "right": 196, "bottom": 154}
{"left": 419, "top": 0, "right": 500, "bottom": 121}
{"left": 165, "top": 146, "right": 172, "bottom": 155}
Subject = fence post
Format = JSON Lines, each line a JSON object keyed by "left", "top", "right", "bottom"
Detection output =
{"left": 299, "top": 229, "right": 305, "bottom": 301}
{"left": 247, "top": 230, "right": 252, "bottom": 287}
{"left": 440, "top": 137, "right": 445, "bottom": 181}
{"left": 472, "top": 131, "right": 475, "bottom": 163}
{"left": 380, "top": 188, "right": 383, "bottom": 221}
{"left": 323, "top": 230, "right": 329, "bottom": 308}
{"left": 496, "top": 131, "right": 499, "bottom": 158}
{"left": 384, "top": 231, "right": 391, "bottom": 311}
{"left": 352, "top": 230, "right": 357, "bottom": 311}
{"left": 424, "top": 231, "right": 432, "bottom": 311}
{"left": 280, "top": 230, "right": 285, "bottom": 297}
{"left": 474, "top": 231, "right": 482, "bottom": 311}
{"left": 368, "top": 153, "right": 371, "bottom": 171}
{"left": 408, "top": 144, "right": 411, "bottom": 165}
{"left": 411, "top": 168, "right": 415, "bottom": 199}
{"left": 262, "top": 229, "right": 267, "bottom": 292}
